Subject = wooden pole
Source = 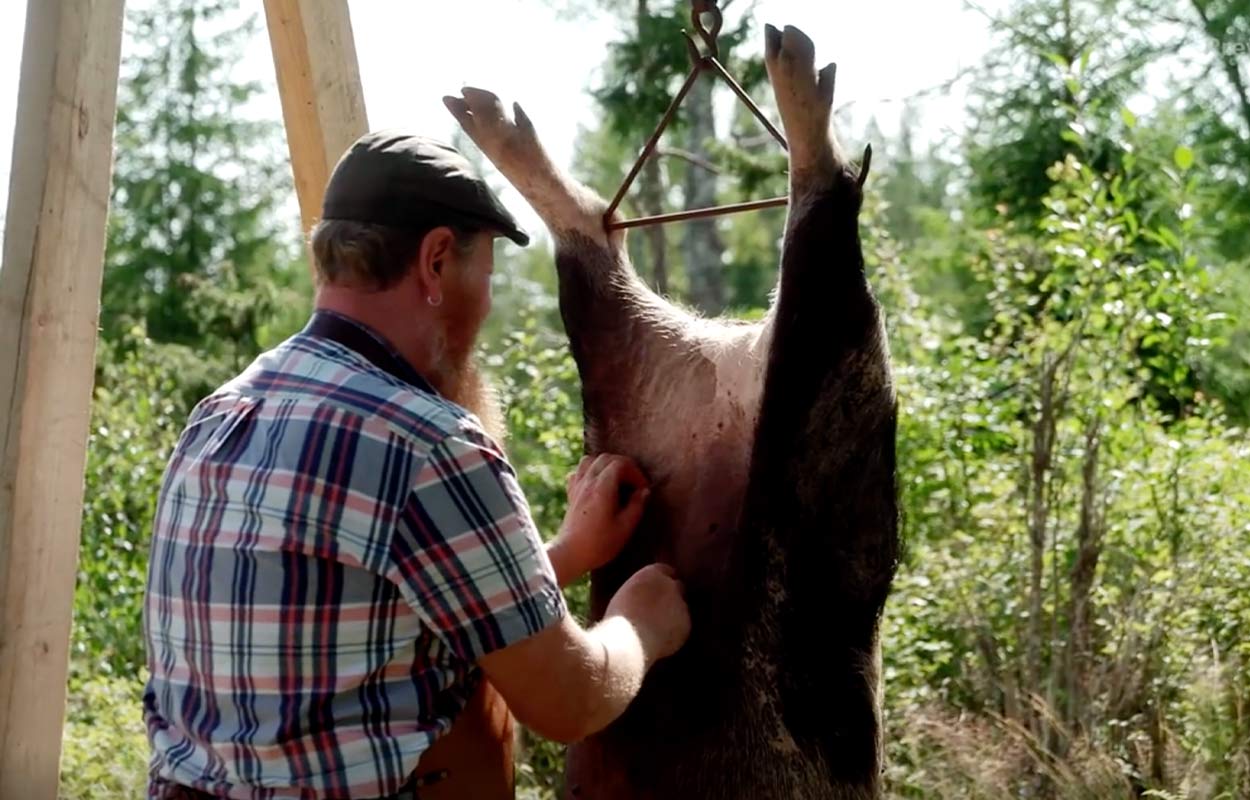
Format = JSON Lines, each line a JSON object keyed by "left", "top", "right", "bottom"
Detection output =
{"left": 0, "top": 0, "right": 127, "bottom": 796}
{"left": 263, "top": 0, "right": 370, "bottom": 241}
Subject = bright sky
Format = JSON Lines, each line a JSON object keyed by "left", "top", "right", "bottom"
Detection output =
{"left": 0, "top": 0, "right": 1005, "bottom": 240}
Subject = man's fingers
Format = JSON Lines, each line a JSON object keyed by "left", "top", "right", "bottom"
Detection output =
{"left": 591, "top": 455, "right": 649, "bottom": 492}
{"left": 587, "top": 453, "right": 614, "bottom": 481}
{"left": 567, "top": 456, "right": 594, "bottom": 501}
{"left": 611, "top": 458, "right": 650, "bottom": 493}
{"left": 575, "top": 455, "right": 593, "bottom": 483}
{"left": 597, "top": 459, "right": 651, "bottom": 508}
{"left": 618, "top": 486, "right": 651, "bottom": 532}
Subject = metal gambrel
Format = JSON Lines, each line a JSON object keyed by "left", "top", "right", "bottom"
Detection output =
{"left": 603, "top": 0, "right": 790, "bottom": 232}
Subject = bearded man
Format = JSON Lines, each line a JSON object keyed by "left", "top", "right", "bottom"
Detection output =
{"left": 141, "top": 132, "right": 692, "bottom": 800}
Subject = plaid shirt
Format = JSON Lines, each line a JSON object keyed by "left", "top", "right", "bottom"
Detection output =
{"left": 142, "top": 310, "right": 567, "bottom": 799}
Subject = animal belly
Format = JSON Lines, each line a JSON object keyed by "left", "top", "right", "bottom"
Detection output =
{"left": 565, "top": 359, "right": 771, "bottom": 799}
{"left": 598, "top": 406, "right": 757, "bottom": 597}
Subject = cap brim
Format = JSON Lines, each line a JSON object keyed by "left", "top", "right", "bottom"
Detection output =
{"left": 502, "top": 225, "right": 531, "bottom": 248}
{"left": 453, "top": 208, "right": 529, "bottom": 247}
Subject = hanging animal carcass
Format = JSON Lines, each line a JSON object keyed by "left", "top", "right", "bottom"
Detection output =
{"left": 447, "top": 20, "right": 900, "bottom": 800}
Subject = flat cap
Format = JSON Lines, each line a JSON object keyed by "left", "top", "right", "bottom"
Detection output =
{"left": 321, "top": 130, "right": 530, "bottom": 247}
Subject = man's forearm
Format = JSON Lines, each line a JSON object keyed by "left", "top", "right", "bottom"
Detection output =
{"left": 576, "top": 614, "right": 652, "bottom": 736}
{"left": 480, "top": 613, "right": 654, "bottom": 744}
{"left": 542, "top": 544, "right": 655, "bottom": 736}
{"left": 546, "top": 538, "right": 580, "bottom": 589}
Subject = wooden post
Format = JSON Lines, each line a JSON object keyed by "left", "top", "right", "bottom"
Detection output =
{"left": 263, "top": 0, "right": 370, "bottom": 240}
{"left": 0, "top": 0, "right": 127, "bottom": 796}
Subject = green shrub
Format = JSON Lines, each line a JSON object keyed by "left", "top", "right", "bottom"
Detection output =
{"left": 72, "top": 334, "right": 225, "bottom": 680}
{"left": 58, "top": 673, "right": 150, "bottom": 800}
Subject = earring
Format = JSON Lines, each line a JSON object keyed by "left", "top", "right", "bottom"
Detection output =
{"left": 428, "top": 295, "right": 443, "bottom": 308}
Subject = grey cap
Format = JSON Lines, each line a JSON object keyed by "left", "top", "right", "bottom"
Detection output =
{"left": 320, "top": 130, "right": 530, "bottom": 247}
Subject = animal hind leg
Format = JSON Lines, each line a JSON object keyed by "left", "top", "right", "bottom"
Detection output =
{"left": 737, "top": 24, "right": 899, "bottom": 797}
{"left": 444, "top": 88, "right": 692, "bottom": 447}
{"left": 756, "top": 23, "right": 895, "bottom": 607}
{"left": 444, "top": 89, "right": 727, "bottom": 605}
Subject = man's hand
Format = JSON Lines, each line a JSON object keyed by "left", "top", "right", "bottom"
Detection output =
{"left": 548, "top": 454, "right": 651, "bottom": 586}
{"left": 605, "top": 563, "right": 692, "bottom": 665}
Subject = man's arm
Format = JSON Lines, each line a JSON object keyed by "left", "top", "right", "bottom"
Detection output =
{"left": 478, "top": 563, "right": 688, "bottom": 744}
{"left": 395, "top": 436, "right": 688, "bottom": 745}
{"left": 485, "top": 454, "right": 684, "bottom": 743}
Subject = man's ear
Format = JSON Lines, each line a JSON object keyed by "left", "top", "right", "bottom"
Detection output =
{"left": 416, "top": 226, "right": 457, "bottom": 303}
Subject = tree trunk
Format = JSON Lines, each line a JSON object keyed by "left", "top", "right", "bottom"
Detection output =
{"left": 1026, "top": 352, "right": 1059, "bottom": 738}
{"left": 640, "top": 155, "right": 669, "bottom": 295}
{"left": 635, "top": 0, "right": 668, "bottom": 295}
{"left": 681, "top": 75, "right": 724, "bottom": 313}
{"left": 1065, "top": 417, "right": 1104, "bottom": 734}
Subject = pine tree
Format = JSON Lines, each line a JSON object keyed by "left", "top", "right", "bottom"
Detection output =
{"left": 964, "top": 0, "right": 1158, "bottom": 222}
{"left": 103, "top": 0, "right": 304, "bottom": 359}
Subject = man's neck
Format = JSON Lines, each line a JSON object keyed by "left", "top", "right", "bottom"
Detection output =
{"left": 313, "top": 286, "right": 508, "bottom": 444}
{"left": 314, "top": 286, "right": 445, "bottom": 389}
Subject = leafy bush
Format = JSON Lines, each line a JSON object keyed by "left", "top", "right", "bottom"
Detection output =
{"left": 73, "top": 335, "right": 211, "bottom": 680}
{"left": 875, "top": 95, "right": 1250, "bottom": 798}
{"left": 58, "top": 673, "right": 150, "bottom": 800}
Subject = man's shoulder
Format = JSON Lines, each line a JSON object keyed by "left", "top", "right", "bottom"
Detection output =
{"left": 213, "top": 332, "right": 485, "bottom": 453}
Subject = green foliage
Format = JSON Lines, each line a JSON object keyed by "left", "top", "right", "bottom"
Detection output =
{"left": 73, "top": 335, "right": 208, "bottom": 679}
{"left": 588, "top": 0, "right": 756, "bottom": 144}
{"left": 487, "top": 319, "right": 584, "bottom": 548}
{"left": 1177, "top": 0, "right": 1250, "bottom": 262}
{"left": 58, "top": 674, "right": 151, "bottom": 800}
{"left": 964, "top": 0, "right": 1159, "bottom": 223}
{"left": 876, "top": 99, "right": 1250, "bottom": 797}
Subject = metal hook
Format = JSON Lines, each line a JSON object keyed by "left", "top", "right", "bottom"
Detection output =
{"left": 687, "top": 0, "right": 722, "bottom": 60}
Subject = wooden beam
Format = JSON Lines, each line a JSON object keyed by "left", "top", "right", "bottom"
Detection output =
{"left": 0, "top": 0, "right": 126, "bottom": 796}
{"left": 263, "top": 0, "right": 370, "bottom": 240}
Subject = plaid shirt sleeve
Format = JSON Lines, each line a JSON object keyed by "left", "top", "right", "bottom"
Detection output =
{"left": 388, "top": 426, "right": 568, "bottom": 663}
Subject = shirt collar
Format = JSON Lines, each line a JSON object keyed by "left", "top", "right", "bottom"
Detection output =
{"left": 302, "top": 310, "right": 439, "bottom": 397}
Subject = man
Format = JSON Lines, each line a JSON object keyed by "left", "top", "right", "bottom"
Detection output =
{"left": 142, "top": 131, "right": 692, "bottom": 799}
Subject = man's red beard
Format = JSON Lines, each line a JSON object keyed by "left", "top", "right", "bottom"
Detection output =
{"left": 444, "top": 354, "right": 508, "bottom": 446}
{"left": 436, "top": 319, "right": 508, "bottom": 448}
